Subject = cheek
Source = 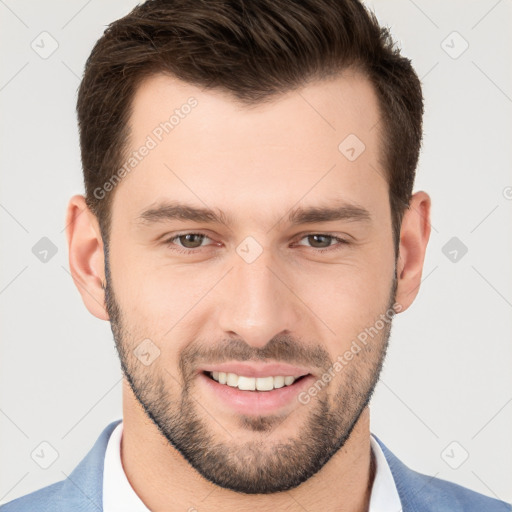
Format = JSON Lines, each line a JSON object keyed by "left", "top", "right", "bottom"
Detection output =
{"left": 289, "top": 253, "right": 395, "bottom": 359}
{"left": 107, "top": 242, "right": 178, "bottom": 338}
{"left": 296, "top": 244, "right": 394, "bottom": 313}
{"left": 109, "top": 246, "right": 221, "bottom": 342}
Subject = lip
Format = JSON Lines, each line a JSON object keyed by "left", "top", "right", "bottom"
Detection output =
{"left": 198, "top": 362, "right": 312, "bottom": 378}
{"left": 197, "top": 371, "right": 315, "bottom": 416}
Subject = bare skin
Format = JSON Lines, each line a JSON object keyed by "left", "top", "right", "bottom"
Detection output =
{"left": 66, "top": 70, "right": 431, "bottom": 512}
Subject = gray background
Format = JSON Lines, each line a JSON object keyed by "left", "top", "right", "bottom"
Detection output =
{"left": 1, "top": 0, "right": 511, "bottom": 505}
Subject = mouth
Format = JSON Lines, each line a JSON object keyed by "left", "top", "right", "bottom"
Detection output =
{"left": 197, "top": 365, "right": 315, "bottom": 416}
{"left": 203, "top": 370, "right": 309, "bottom": 391}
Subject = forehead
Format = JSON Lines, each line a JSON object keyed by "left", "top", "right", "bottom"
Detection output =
{"left": 112, "top": 70, "right": 387, "bottom": 230}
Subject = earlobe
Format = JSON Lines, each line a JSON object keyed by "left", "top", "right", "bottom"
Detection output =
{"left": 394, "top": 191, "right": 432, "bottom": 313}
{"left": 65, "top": 195, "right": 109, "bottom": 321}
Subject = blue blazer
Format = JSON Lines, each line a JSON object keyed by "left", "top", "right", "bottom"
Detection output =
{"left": 1, "top": 419, "right": 510, "bottom": 511}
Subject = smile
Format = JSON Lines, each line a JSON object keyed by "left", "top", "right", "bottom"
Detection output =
{"left": 206, "top": 371, "right": 303, "bottom": 391}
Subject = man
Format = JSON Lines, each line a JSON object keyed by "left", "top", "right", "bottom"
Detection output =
{"left": 2, "top": 0, "right": 509, "bottom": 510}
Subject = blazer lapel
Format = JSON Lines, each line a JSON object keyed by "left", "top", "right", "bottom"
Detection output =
{"left": 56, "top": 419, "right": 122, "bottom": 512}
{"left": 373, "top": 435, "right": 461, "bottom": 512}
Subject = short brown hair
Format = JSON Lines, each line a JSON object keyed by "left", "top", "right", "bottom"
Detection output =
{"left": 77, "top": 0, "right": 423, "bottom": 255}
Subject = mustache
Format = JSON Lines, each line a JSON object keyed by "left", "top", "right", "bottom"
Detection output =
{"left": 179, "top": 334, "right": 332, "bottom": 378}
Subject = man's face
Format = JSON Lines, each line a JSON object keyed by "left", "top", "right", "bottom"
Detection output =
{"left": 104, "top": 71, "right": 398, "bottom": 493}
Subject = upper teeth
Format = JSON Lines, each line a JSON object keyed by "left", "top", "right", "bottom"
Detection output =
{"left": 210, "top": 371, "right": 298, "bottom": 391}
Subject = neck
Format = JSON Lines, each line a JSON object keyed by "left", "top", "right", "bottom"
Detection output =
{"left": 121, "top": 379, "right": 375, "bottom": 512}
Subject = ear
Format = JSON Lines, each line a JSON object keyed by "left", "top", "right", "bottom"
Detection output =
{"left": 65, "top": 194, "right": 109, "bottom": 320}
{"left": 394, "top": 191, "right": 431, "bottom": 313}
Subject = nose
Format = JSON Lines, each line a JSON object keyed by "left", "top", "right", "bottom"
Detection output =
{"left": 216, "top": 245, "right": 302, "bottom": 349}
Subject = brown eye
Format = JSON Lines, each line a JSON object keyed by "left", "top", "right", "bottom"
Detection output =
{"left": 164, "top": 232, "right": 212, "bottom": 253}
{"left": 306, "top": 234, "right": 334, "bottom": 248}
{"left": 176, "top": 233, "right": 206, "bottom": 249}
{"left": 295, "top": 233, "right": 349, "bottom": 252}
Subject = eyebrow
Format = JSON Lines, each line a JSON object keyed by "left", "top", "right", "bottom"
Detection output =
{"left": 136, "top": 200, "right": 371, "bottom": 228}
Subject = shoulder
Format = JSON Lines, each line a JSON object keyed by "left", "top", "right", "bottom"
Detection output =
{"left": 374, "top": 435, "right": 511, "bottom": 512}
{"left": 0, "top": 481, "right": 66, "bottom": 512}
{"left": 0, "top": 420, "right": 121, "bottom": 512}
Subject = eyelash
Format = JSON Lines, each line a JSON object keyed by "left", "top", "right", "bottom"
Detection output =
{"left": 163, "top": 232, "right": 350, "bottom": 255}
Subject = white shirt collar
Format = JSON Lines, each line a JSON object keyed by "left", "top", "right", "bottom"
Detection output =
{"left": 102, "top": 421, "right": 149, "bottom": 512}
{"left": 103, "top": 421, "right": 401, "bottom": 511}
{"left": 369, "top": 434, "right": 403, "bottom": 511}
